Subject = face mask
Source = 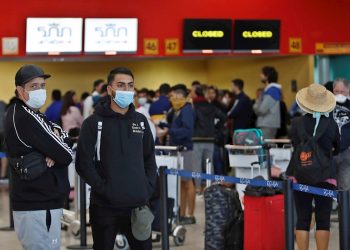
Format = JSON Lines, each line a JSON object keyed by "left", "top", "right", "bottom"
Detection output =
{"left": 112, "top": 91, "right": 134, "bottom": 109}
{"left": 171, "top": 98, "right": 187, "bottom": 111}
{"left": 335, "top": 94, "right": 347, "bottom": 104}
{"left": 222, "top": 97, "right": 229, "bottom": 106}
{"left": 25, "top": 89, "right": 47, "bottom": 109}
{"left": 138, "top": 97, "right": 147, "bottom": 106}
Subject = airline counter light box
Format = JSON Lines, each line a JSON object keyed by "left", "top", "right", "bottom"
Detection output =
{"left": 26, "top": 18, "right": 83, "bottom": 55}
{"left": 84, "top": 18, "right": 138, "bottom": 54}
{"left": 183, "top": 19, "right": 232, "bottom": 53}
{"left": 233, "top": 20, "right": 280, "bottom": 53}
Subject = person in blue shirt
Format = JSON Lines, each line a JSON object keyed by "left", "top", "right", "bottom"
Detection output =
{"left": 149, "top": 83, "right": 171, "bottom": 122}
{"left": 45, "top": 89, "right": 62, "bottom": 124}
{"left": 163, "top": 84, "right": 196, "bottom": 224}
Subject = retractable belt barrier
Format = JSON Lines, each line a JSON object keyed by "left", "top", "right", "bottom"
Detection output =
{"left": 164, "top": 168, "right": 338, "bottom": 198}
{"left": 158, "top": 167, "right": 350, "bottom": 250}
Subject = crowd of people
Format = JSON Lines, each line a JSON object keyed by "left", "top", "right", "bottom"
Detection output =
{"left": 0, "top": 63, "right": 349, "bottom": 250}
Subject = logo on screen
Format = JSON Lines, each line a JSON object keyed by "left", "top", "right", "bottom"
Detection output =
{"left": 37, "top": 23, "right": 72, "bottom": 38}
{"left": 94, "top": 24, "right": 128, "bottom": 38}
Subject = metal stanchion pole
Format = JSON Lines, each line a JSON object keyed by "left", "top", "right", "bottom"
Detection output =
{"left": 0, "top": 171, "right": 14, "bottom": 231}
{"left": 206, "top": 158, "right": 212, "bottom": 188}
{"left": 67, "top": 177, "right": 92, "bottom": 249}
{"left": 264, "top": 144, "right": 272, "bottom": 180}
{"left": 283, "top": 179, "right": 294, "bottom": 250}
{"left": 159, "top": 166, "right": 169, "bottom": 250}
{"left": 338, "top": 190, "right": 350, "bottom": 250}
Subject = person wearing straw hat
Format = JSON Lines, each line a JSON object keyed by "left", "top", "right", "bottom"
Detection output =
{"left": 286, "top": 83, "right": 340, "bottom": 250}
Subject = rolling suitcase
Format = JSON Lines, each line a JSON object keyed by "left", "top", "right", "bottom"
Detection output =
{"left": 243, "top": 194, "right": 285, "bottom": 250}
{"left": 204, "top": 184, "right": 243, "bottom": 250}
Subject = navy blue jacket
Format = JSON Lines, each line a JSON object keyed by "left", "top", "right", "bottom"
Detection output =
{"left": 227, "top": 92, "right": 253, "bottom": 130}
{"left": 45, "top": 100, "right": 62, "bottom": 124}
{"left": 149, "top": 95, "right": 171, "bottom": 116}
{"left": 169, "top": 103, "right": 194, "bottom": 150}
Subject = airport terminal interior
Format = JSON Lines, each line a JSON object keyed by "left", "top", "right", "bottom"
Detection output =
{"left": 0, "top": 0, "right": 350, "bottom": 249}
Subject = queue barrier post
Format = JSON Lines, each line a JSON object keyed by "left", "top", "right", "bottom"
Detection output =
{"left": 67, "top": 177, "right": 92, "bottom": 249}
{"left": 283, "top": 178, "right": 295, "bottom": 250}
{"left": 338, "top": 190, "right": 350, "bottom": 250}
{"left": 0, "top": 170, "right": 14, "bottom": 231}
{"left": 159, "top": 166, "right": 170, "bottom": 250}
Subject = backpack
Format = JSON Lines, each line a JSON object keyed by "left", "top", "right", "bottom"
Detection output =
{"left": 292, "top": 118, "right": 331, "bottom": 185}
{"left": 233, "top": 128, "right": 265, "bottom": 163}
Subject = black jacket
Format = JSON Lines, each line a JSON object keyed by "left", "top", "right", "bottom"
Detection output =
{"left": 193, "top": 99, "right": 226, "bottom": 140}
{"left": 332, "top": 100, "right": 350, "bottom": 152}
{"left": 286, "top": 114, "right": 340, "bottom": 180}
{"left": 5, "top": 99, "right": 73, "bottom": 211}
{"left": 76, "top": 98, "right": 157, "bottom": 208}
{"left": 227, "top": 92, "right": 253, "bottom": 130}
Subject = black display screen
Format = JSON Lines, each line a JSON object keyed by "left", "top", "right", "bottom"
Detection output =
{"left": 183, "top": 19, "right": 232, "bottom": 53}
{"left": 233, "top": 20, "right": 280, "bottom": 52}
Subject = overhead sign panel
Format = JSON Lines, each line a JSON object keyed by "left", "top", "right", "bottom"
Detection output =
{"left": 84, "top": 18, "right": 138, "bottom": 54}
{"left": 183, "top": 19, "right": 232, "bottom": 53}
{"left": 234, "top": 20, "right": 280, "bottom": 52}
{"left": 26, "top": 18, "right": 83, "bottom": 54}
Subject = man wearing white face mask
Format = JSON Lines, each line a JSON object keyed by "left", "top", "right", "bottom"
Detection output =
{"left": 332, "top": 78, "right": 350, "bottom": 192}
{"left": 4, "top": 65, "right": 73, "bottom": 250}
{"left": 76, "top": 67, "right": 157, "bottom": 250}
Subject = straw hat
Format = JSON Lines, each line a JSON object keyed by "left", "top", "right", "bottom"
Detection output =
{"left": 296, "top": 83, "right": 336, "bottom": 113}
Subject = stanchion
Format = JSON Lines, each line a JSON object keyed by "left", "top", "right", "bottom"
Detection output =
{"left": 283, "top": 179, "right": 294, "bottom": 250}
{"left": 206, "top": 158, "right": 212, "bottom": 188}
{"left": 67, "top": 177, "right": 92, "bottom": 249}
{"left": 0, "top": 171, "right": 14, "bottom": 231}
{"left": 263, "top": 144, "right": 272, "bottom": 180}
{"left": 159, "top": 166, "right": 169, "bottom": 250}
{"left": 338, "top": 190, "right": 350, "bottom": 250}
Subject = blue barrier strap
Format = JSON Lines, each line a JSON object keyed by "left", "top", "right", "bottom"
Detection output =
{"left": 164, "top": 168, "right": 282, "bottom": 189}
{"left": 0, "top": 152, "right": 6, "bottom": 158}
{"left": 164, "top": 168, "right": 338, "bottom": 198}
{"left": 293, "top": 183, "right": 338, "bottom": 199}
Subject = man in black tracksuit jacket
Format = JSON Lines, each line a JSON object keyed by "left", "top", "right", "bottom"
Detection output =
{"left": 5, "top": 65, "right": 73, "bottom": 249}
{"left": 76, "top": 67, "right": 157, "bottom": 250}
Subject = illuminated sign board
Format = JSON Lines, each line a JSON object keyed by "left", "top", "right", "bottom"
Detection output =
{"left": 84, "top": 18, "right": 138, "bottom": 54}
{"left": 26, "top": 18, "right": 83, "bottom": 54}
{"left": 183, "top": 19, "right": 232, "bottom": 53}
{"left": 233, "top": 20, "right": 280, "bottom": 52}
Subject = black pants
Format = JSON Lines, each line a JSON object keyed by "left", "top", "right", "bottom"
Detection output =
{"left": 294, "top": 183, "right": 334, "bottom": 231}
{"left": 89, "top": 204, "right": 152, "bottom": 250}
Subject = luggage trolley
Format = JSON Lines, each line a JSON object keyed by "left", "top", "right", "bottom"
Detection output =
{"left": 154, "top": 145, "right": 187, "bottom": 246}
{"left": 225, "top": 139, "right": 292, "bottom": 200}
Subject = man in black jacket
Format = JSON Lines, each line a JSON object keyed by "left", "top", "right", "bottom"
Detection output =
{"left": 5, "top": 65, "right": 73, "bottom": 250}
{"left": 227, "top": 79, "right": 253, "bottom": 131}
{"left": 76, "top": 67, "right": 157, "bottom": 250}
{"left": 192, "top": 85, "right": 226, "bottom": 195}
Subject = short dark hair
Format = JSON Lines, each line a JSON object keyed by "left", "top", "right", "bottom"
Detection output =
{"left": 192, "top": 81, "right": 201, "bottom": 87}
{"left": 52, "top": 89, "right": 61, "bottom": 101}
{"left": 148, "top": 90, "right": 156, "bottom": 98}
{"left": 262, "top": 66, "right": 278, "bottom": 83}
{"left": 93, "top": 79, "right": 105, "bottom": 89}
{"left": 107, "top": 67, "right": 134, "bottom": 85}
{"left": 172, "top": 84, "right": 189, "bottom": 97}
{"left": 139, "top": 88, "right": 149, "bottom": 94}
{"left": 81, "top": 92, "right": 90, "bottom": 101}
{"left": 100, "top": 84, "right": 108, "bottom": 94}
{"left": 232, "top": 79, "right": 244, "bottom": 91}
{"left": 194, "top": 85, "right": 204, "bottom": 97}
{"left": 159, "top": 83, "right": 171, "bottom": 95}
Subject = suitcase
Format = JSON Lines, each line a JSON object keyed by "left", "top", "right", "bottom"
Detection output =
{"left": 204, "top": 184, "right": 243, "bottom": 250}
{"left": 243, "top": 194, "right": 285, "bottom": 250}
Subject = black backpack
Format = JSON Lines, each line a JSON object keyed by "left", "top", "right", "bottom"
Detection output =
{"left": 292, "top": 118, "right": 332, "bottom": 185}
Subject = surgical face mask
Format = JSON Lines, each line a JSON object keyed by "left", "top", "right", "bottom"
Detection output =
{"left": 335, "top": 94, "right": 347, "bottom": 104}
{"left": 138, "top": 97, "right": 147, "bottom": 106}
{"left": 222, "top": 97, "right": 229, "bottom": 106}
{"left": 25, "top": 89, "right": 47, "bottom": 109}
{"left": 170, "top": 97, "right": 187, "bottom": 111}
{"left": 112, "top": 90, "right": 134, "bottom": 109}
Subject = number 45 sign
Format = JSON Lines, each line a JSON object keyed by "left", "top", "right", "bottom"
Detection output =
{"left": 165, "top": 38, "right": 179, "bottom": 55}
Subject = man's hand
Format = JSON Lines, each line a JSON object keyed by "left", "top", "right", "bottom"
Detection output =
{"left": 53, "top": 128, "right": 60, "bottom": 137}
{"left": 46, "top": 157, "right": 55, "bottom": 168}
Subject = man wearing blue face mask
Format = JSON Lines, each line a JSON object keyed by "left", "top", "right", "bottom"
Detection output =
{"left": 76, "top": 67, "right": 157, "bottom": 250}
{"left": 4, "top": 65, "right": 73, "bottom": 250}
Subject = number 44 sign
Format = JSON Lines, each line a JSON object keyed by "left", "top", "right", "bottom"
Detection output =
{"left": 165, "top": 38, "right": 179, "bottom": 55}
